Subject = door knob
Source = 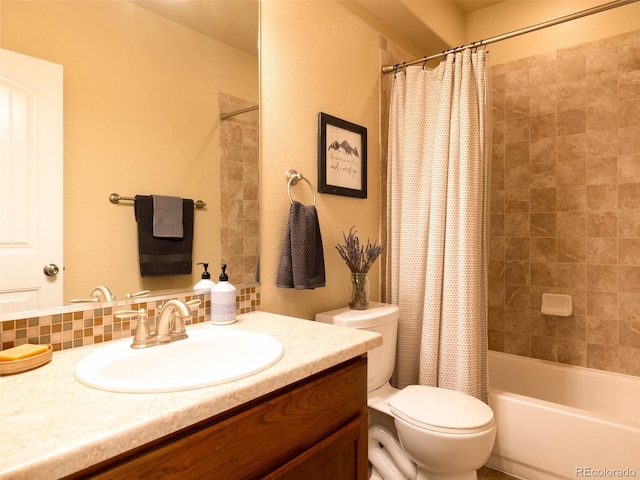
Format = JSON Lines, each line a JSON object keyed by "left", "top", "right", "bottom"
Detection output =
{"left": 43, "top": 264, "right": 60, "bottom": 276}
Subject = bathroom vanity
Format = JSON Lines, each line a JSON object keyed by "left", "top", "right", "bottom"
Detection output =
{"left": 0, "top": 312, "right": 381, "bottom": 479}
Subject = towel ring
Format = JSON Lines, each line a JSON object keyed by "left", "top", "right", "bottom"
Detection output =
{"left": 286, "top": 169, "right": 316, "bottom": 206}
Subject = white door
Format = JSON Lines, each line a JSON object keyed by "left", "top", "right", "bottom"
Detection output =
{"left": 0, "top": 48, "right": 63, "bottom": 315}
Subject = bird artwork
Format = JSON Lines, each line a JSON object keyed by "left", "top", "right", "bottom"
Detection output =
{"left": 328, "top": 140, "right": 359, "bottom": 157}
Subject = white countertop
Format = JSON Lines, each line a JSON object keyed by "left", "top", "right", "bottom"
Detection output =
{"left": 0, "top": 311, "right": 381, "bottom": 480}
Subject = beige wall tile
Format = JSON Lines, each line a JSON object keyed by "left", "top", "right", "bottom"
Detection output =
{"left": 490, "top": 32, "right": 640, "bottom": 377}
{"left": 557, "top": 263, "right": 586, "bottom": 289}
{"left": 505, "top": 237, "right": 529, "bottom": 261}
{"left": 505, "top": 261, "right": 529, "bottom": 285}
{"left": 586, "top": 211, "right": 617, "bottom": 237}
{"left": 619, "top": 126, "right": 640, "bottom": 155}
{"left": 587, "top": 128, "right": 617, "bottom": 158}
{"left": 618, "top": 210, "right": 640, "bottom": 237}
{"left": 619, "top": 266, "right": 640, "bottom": 293}
{"left": 505, "top": 94, "right": 529, "bottom": 119}
{"left": 505, "top": 189, "right": 530, "bottom": 212}
{"left": 557, "top": 134, "right": 586, "bottom": 163}
{"left": 557, "top": 339, "right": 587, "bottom": 366}
{"left": 617, "top": 155, "right": 640, "bottom": 184}
{"left": 586, "top": 184, "right": 618, "bottom": 211}
{"left": 557, "top": 237, "right": 585, "bottom": 263}
{"left": 619, "top": 238, "right": 640, "bottom": 265}
{"left": 618, "top": 183, "right": 640, "bottom": 209}
{"left": 505, "top": 141, "right": 529, "bottom": 165}
{"left": 557, "top": 109, "right": 586, "bottom": 136}
{"left": 619, "top": 292, "right": 640, "bottom": 321}
{"left": 530, "top": 311, "right": 556, "bottom": 336}
{"left": 530, "top": 187, "right": 556, "bottom": 212}
{"left": 505, "top": 213, "right": 529, "bottom": 237}
{"left": 530, "top": 213, "right": 556, "bottom": 237}
{"left": 586, "top": 264, "right": 618, "bottom": 292}
{"left": 530, "top": 137, "right": 557, "bottom": 164}
{"left": 557, "top": 159, "right": 585, "bottom": 186}
{"left": 619, "top": 321, "right": 640, "bottom": 349}
{"left": 557, "top": 315, "right": 586, "bottom": 342}
{"left": 505, "top": 164, "right": 529, "bottom": 190}
{"left": 531, "top": 335, "right": 557, "bottom": 361}
{"left": 530, "top": 262, "right": 558, "bottom": 286}
{"left": 557, "top": 55, "right": 586, "bottom": 84}
{"left": 586, "top": 237, "right": 617, "bottom": 264}
{"left": 557, "top": 185, "right": 586, "bottom": 211}
{"left": 587, "top": 157, "right": 617, "bottom": 185}
{"left": 557, "top": 211, "right": 586, "bottom": 237}
{"left": 529, "top": 162, "right": 555, "bottom": 189}
{"left": 531, "top": 238, "right": 556, "bottom": 262}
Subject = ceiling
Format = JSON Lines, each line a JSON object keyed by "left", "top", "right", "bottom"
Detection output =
{"left": 133, "top": 0, "right": 259, "bottom": 56}
{"left": 133, "top": 1, "right": 503, "bottom": 59}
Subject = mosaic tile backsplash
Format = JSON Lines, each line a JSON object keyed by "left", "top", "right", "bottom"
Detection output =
{"left": 0, "top": 286, "right": 260, "bottom": 352}
{"left": 489, "top": 29, "right": 640, "bottom": 377}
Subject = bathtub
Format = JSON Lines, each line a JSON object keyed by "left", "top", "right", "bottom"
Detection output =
{"left": 487, "top": 351, "right": 640, "bottom": 480}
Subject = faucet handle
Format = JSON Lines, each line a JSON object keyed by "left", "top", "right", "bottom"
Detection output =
{"left": 170, "top": 311, "right": 188, "bottom": 341}
{"left": 130, "top": 309, "right": 154, "bottom": 349}
{"left": 114, "top": 308, "right": 145, "bottom": 319}
{"left": 186, "top": 299, "right": 201, "bottom": 310}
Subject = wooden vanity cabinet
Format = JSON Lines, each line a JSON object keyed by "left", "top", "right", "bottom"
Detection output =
{"left": 67, "top": 355, "right": 368, "bottom": 480}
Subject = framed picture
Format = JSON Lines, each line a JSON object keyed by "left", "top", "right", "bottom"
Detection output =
{"left": 317, "top": 112, "right": 367, "bottom": 198}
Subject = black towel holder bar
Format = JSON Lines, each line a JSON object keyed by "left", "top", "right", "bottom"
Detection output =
{"left": 109, "top": 193, "right": 206, "bottom": 209}
{"left": 286, "top": 170, "right": 316, "bottom": 206}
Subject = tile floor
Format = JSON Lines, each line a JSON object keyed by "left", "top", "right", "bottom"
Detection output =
{"left": 478, "top": 466, "right": 520, "bottom": 479}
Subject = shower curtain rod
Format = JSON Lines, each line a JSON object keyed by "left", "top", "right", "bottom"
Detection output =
{"left": 381, "top": 0, "right": 640, "bottom": 74}
{"left": 220, "top": 104, "right": 259, "bottom": 120}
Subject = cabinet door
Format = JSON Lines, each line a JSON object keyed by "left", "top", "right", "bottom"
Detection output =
{"left": 264, "top": 415, "right": 368, "bottom": 480}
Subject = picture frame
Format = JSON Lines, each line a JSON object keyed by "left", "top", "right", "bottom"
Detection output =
{"left": 317, "top": 112, "right": 367, "bottom": 198}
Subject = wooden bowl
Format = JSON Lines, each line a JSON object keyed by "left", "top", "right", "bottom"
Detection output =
{"left": 0, "top": 345, "right": 53, "bottom": 376}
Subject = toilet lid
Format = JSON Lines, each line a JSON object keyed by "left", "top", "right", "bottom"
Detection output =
{"left": 389, "top": 385, "right": 494, "bottom": 434}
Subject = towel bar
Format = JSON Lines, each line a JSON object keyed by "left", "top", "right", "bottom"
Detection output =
{"left": 109, "top": 193, "right": 206, "bottom": 209}
{"left": 286, "top": 170, "right": 316, "bottom": 206}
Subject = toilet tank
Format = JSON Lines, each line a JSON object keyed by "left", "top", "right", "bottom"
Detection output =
{"left": 316, "top": 302, "right": 399, "bottom": 392}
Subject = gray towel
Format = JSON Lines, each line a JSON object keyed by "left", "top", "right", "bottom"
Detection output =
{"left": 152, "top": 195, "right": 184, "bottom": 238}
{"left": 277, "top": 201, "right": 325, "bottom": 289}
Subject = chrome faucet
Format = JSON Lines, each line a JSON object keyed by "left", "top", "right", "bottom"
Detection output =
{"left": 91, "top": 285, "right": 115, "bottom": 301}
{"left": 70, "top": 285, "right": 115, "bottom": 303}
{"left": 155, "top": 299, "right": 193, "bottom": 343}
{"left": 116, "top": 299, "right": 201, "bottom": 349}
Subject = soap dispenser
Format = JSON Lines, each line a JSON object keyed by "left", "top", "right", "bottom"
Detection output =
{"left": 194, "top": 262, "right": 216, "bottom": 291}
{"left": 211, "top": 264, "right": 236, "bottom": 325}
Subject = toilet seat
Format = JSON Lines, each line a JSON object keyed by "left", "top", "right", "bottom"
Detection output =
{"left": 389, "top": 385, "right": 494, "bottom": 434}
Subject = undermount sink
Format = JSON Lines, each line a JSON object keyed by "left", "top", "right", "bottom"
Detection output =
{"left": 74, "top": 328, "right": 284, "bottom": 393}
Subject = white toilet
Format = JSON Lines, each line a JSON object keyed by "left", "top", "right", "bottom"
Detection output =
{"left": 316, "top": 302, "right": 496, "bottom": 480}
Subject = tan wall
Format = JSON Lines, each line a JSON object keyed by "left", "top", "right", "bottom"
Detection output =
{"left": 260, "top": 0, "right": 384, "bottom": 319}
{"left": 1, "top": 1, "right": 258, "bottom": 301}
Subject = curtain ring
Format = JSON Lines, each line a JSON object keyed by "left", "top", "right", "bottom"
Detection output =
{"left": 286, "top": 169, "right": 316, "bottom": 206}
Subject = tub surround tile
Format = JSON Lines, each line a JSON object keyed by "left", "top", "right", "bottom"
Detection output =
{"left": 490, "top": 29, "right": 640, "bottom": 378}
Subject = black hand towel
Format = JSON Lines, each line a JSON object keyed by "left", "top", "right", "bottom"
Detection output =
{"left": 277, "top": 200, "right": 325, "bottom": 289}
{"left": 135, "top": 195, "right": 193, "bottom": 277}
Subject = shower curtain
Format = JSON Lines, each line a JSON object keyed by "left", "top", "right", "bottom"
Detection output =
{"left": 387, "top": 49, "right": 489, "bottom": 403}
